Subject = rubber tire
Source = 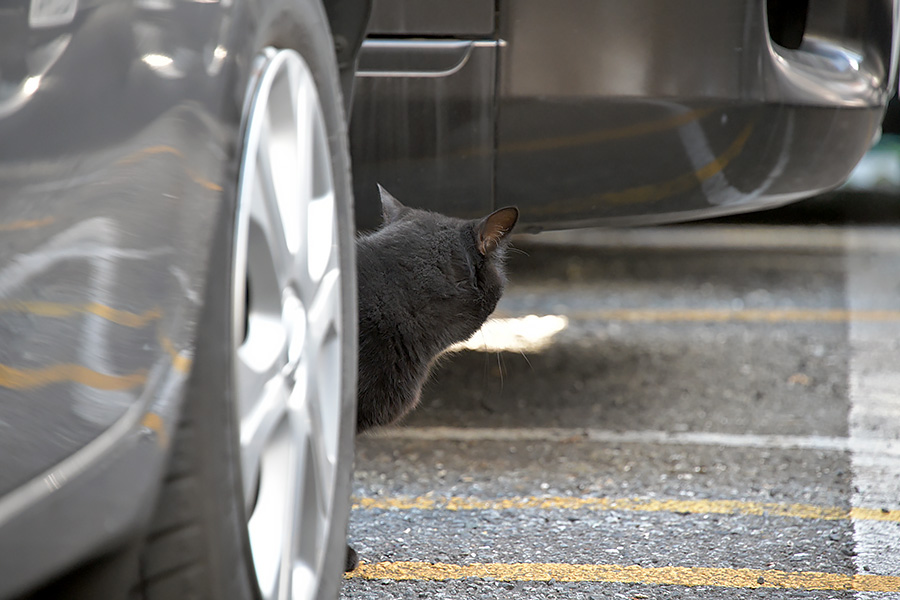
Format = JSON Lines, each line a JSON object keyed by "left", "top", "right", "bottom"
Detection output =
{"left": 134, "top": 2, "right": 358, "bottom": 599}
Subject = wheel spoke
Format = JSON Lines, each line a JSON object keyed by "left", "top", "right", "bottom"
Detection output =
{"left": 289, "top": 65, "right": 316, "bottom": 280}
{"left": 306, "top": 189, "right": 335, "bottom": 284}
{"left": 285, "top": 384, "right": 315, "bottom": 600}
{"left": 236, "top": 314, "right": 287, "bottom": 415}
{"left": 304, "top": 268, "right": 342, "bottom": 465}
{"left": 294, "top": 66, "right": 317, "bottom": 209}
{"left": 304, "top": 377, "right": 335, "bottom": 512}
{"left": 255, "top": 124, "right": 295, "bottom": 287}
{"left": 247, "top": 420, "right": 295, "bottom": 600}
{"left": 306, "top": 267, "right": 340, "bottom": 353}
{"left": 237, "top": 362, "right": 290, "bottom": 507}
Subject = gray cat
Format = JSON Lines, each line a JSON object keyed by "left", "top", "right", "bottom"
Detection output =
{"left": 355, "top": 185, "right": 518, "bottom": 432}
{"left": 346, "top": 185, "right": 518, "bottom": 570}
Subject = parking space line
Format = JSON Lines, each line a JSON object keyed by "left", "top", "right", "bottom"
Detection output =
{"left": 518, "top": 225, "right": 900, "bottom": 252}
{"left": 370, "top": 426, "right": 900, "bottom": 456}
{"left": 353, "top": 495, "right": 900, "bottom": 523}
{"left": 845, "top": 234, "right": 900, "bottom": 584}
{"left": 346, "top": 561, "right": 900, "bottom": 591}
{"left": 496, "top": 307, "right": 900, "bottom": 323}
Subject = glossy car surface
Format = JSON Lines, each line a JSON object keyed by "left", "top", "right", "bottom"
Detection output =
{"left": 350, "top": 0, "right": 900, "bottom": 231}
{"left": 0, "top": 0, "right": 898, "bottom": 598}
{"left": 0, "top": 0, "right": 367, "bottom": 598}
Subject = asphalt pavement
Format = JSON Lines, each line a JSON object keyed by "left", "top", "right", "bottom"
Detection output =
{"left": 341, "top": 188, "right": 900, "bottom": 599}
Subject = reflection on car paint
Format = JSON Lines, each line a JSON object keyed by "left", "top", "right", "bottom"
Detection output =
{"left": 674, "top": 109, "right": 792, "bottom": 208}
{"left": 118, "top": 144, "right": 225, "bottom": 192}
{"left": 497, "top": 107, "right": 716, "bottom": 155}
{"left": 0, "top": 218, "right": 175, "bottom": 424}
{"left": 0, "top": 34, "right": 71, "bottom": 119}
{"left": 139, "top": 412, "right": 169, "bottom": 449}
{"left": 0, "top": 99, "right": 225, "bottom": 500}
{"left": 526, "top": 121, "right": 755, "bottom": 217}
{"left": 0, "top": 217, "right": 56, "bottom": 232}
{"left": 0, "top": 301, "right": 162, "bottom": 327}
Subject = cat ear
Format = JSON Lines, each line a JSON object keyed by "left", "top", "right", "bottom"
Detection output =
{"left": 476, "top": 206, "right": 519, "bottom": 256}
{"left": 377, "top": 184, "right": 405, "bottom": 224}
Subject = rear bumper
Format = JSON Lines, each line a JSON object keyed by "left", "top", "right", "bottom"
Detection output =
{"left": 351, "top": 0, "right": 899, "bottom": 230}
{"left": 496, "top": 0, "right": 899, "bottom": 230}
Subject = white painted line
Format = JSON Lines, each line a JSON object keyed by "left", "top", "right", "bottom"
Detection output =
{"left": 369, "top": 426, "right": 900, "bottom": 457}
{"left": 517, "top": 226, "right": 900, "bottom": 252}
{"left": 844, "top": 231, "right": 900, "bottom": 590}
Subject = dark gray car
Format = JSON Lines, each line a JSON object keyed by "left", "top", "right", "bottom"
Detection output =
{"left": 0, "top": 0, "right": 896, "bottom": 599}
{"left": 351, "top": 0, "right": 898, "bottom": 231}
{"left": 0, "top": 1, "right": 366, "bottom": 598}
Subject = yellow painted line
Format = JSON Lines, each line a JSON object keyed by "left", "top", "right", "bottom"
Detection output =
{"left": 353, "top": 495, "right": 900, "bottom": 523}
{"left": 499, "top": 108, "right": 716, "bottom": 154}
{"left": 0, "top": 300, "right": 163, "bottom": 328}
{"left": 0, "top": 216, "right": 55, "bottom": 232}
{"left": 140, "top": 412, "right": 169, "bottom": 449}
{"left": 347, "top": 561, "right": 900, "bottom": 592}
{"left": 0, "top": 363, "right": 147, "bottom": 391}
{"left": 521, "top": 308, "right": 900, "bottom": 324}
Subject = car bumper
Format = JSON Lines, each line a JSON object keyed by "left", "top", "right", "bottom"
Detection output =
{"left": 350, "top": 0, "right": 900, "bottom": 230}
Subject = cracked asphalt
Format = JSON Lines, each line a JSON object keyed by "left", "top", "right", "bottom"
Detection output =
{"left": 341, "top": 189, "right": 900, "bottom": 599}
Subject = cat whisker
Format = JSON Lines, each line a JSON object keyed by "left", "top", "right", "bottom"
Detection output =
{"left": 507, "top": 244, "right": 530, "bottom": 257}
{"left": 481, "top": 345, "right": 491, "bottom": 389}
{"left": 517, "top": 349, "right": 533, "bottom": 370}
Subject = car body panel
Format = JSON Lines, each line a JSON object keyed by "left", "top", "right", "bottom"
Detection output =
{"left": 1, "top": 0, "right": 373, "bottom": 589}
{"left": 366, "top": 0, "right": 493, "bottom": 36}
{"left": 351, "top": 39, "right": 497, "bottom": 230}
{"left": 0, "top": 0, "right": 235, "bottom": 491}
{"left": 0, "top": 0, "right": 247, "bottom": 595}
{"left": 350, "top": 0, "right": 899, "bottom": 231}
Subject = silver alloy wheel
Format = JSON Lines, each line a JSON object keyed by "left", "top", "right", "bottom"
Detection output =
{"left": 233, "top": 47, "right": 344, "bottom": 600}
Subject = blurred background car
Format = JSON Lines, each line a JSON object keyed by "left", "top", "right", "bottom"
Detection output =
{"left": 0, "top": 0, "right": 897, "bottom": 599}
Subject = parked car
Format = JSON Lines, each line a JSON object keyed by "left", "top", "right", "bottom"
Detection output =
{"left": 350, "top": 0, "right": 899, "bottom": 232}
{"left": 0, "top": 0, "right": 896, "bottom": 599}
{"left": 0, "top": 0, "right": 367, "bottom": 598}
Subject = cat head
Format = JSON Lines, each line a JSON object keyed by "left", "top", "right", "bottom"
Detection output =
{"left": 376, "top": 184, "right": 519, "bottom": 259}
{"left": 369, "top": 184, "right": 519, "bottom": 341}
